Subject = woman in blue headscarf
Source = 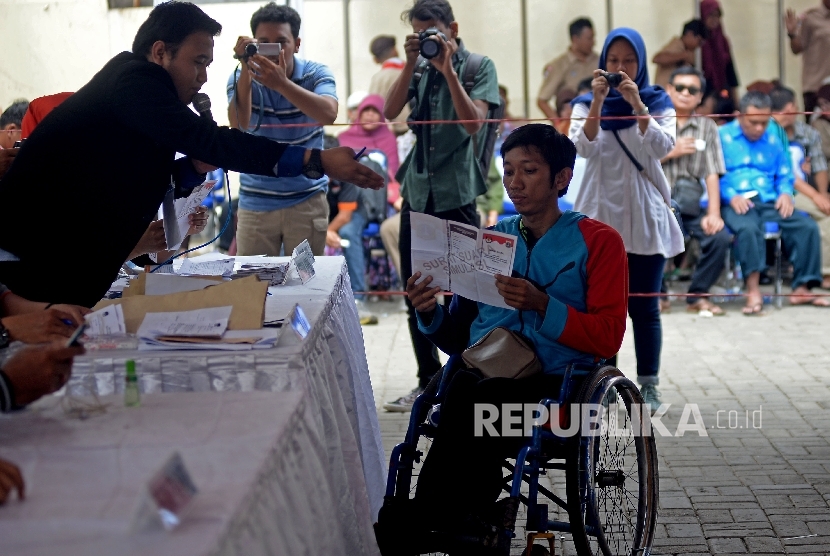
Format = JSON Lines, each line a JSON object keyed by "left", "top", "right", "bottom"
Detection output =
{"left": 569, "top": 27, "right": 684, "bottom": 411}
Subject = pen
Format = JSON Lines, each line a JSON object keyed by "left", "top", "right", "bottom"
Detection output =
{"left": 61, "top": 319, "right": 74, "bottom": 326}
{"left": 354, "top": 147, "right": 367, "bottom": 160}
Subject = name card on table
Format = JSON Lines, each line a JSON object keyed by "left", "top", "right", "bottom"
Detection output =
{"left": 131, "top": 452, "right": 199, "bottom": 533}
{"left": 290, "top": 304, "right": 311, "bottom": 339}
{"left": 290, "top": 239, "right": 316, "bottom": 284}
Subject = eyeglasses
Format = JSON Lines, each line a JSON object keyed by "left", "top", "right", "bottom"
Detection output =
{"left": 673, "top": 84, "right": 702, "bottom": 96}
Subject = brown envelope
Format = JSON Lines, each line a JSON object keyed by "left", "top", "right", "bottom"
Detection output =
{"left": 94, "top": 275, "right": 267, "bottom": 332}
{"left": 123, "top": 273, "right": 224, "bottom": 297}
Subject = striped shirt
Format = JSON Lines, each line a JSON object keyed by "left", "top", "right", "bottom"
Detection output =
{"left": 791, "top": 120, "right": 828, "bottom": 176}
{"left": 226, "top": 57, "right": 337, "bottom": 212}
{"left": 661, "top": 114, "right": 726, "bottom": 191}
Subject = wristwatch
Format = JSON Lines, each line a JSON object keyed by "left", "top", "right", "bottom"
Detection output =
{"left": 302, "top": 148, "right": 325, "bottom": 180}
{"left": 0, "top": 321, "right": 10, "bottom": 350}
{"left": 634, "top": 105, "right": 649, "bottom": 116}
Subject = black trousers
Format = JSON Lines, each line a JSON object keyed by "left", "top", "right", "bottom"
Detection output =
{"left": 682, "top": 214, "right": 733, "bottom": 303}
{"left": 399, "top": 198, "right": 479, "bottom": 388}
{"left": 414, "top": 370, "right": 565, "bottom": 525}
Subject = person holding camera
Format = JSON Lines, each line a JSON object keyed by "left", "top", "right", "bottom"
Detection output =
{"left": 661, "top": 66, "right": 732, "bottom": 316}
{"left": 382, "top": 0, "right": 500, "bottom": 412}
{"left": 570, "top": 27, "right": 683, "bottom": 411}
{"left": 228, "top": 2, "right": 338, "bottom": 257}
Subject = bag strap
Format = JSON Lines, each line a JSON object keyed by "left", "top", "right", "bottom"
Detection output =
{"left": 461, "top": 52, "right": 484, "bottom": 96}
{"left": 611, "top": 129, "right": 670, "bottom": 205}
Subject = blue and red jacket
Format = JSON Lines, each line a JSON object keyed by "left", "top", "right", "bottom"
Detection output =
{"left": 417, "top": 211, "right": 628, "bottom": 374}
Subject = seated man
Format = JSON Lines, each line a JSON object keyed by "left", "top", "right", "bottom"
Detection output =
{"left": 720, "top": 91, "right": 825, "bottom": 313}
{"left": 402, "top": 124, "right": 627, "bottom": 536}
{"left": 326, "top": 167, "right": 369, "bottom": 301}
{"left": 661, "top": 67, "right": 732, "bottom": 315}
{"left": 770, "top": 85, "right": 830, "bottom": 290}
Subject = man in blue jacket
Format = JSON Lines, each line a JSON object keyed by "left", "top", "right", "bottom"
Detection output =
{"left": 402, "top": 124, "right": 628, "bottom": 538}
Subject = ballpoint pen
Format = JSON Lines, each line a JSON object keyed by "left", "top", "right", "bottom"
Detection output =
{"left": 354, "top": 147, "right": 367, "bottom": 160}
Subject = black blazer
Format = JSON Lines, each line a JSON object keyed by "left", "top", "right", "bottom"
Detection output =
{"left": 0, "top": 52, "right": 295, "bottom": 306}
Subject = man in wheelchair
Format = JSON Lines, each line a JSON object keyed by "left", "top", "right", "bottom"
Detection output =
{"left": 376, "top": 124, "right": 629, "bottom": 554}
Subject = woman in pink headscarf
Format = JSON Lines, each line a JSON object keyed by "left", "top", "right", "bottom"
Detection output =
{"left": 336, "top": 94, "right": 400, "bottom": 177}
{"left": 700, "top": 0, "right": 740, "bottom": 103}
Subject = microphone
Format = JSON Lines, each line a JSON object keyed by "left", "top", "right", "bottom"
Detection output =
{"left": 192, "top": 93, "right": 213, "bottom": 121}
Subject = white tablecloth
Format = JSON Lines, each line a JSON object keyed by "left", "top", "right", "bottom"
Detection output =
{"left": 0, "top": 391, "right": 380, "bottom": 556}
{"left": 59, "top": 257, "right": 384, "bottom": 550}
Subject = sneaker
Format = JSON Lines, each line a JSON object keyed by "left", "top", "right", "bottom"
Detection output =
{"left": 640, "top": 384, "right": 662, "bottom": 413}
{"left": 383, "top": 387, "right": 424, "bottom": 412}
{"left": 355, "top": 300, "right": 379, "bottom": 325}
{"left": 359, "top": 314, "right": 379, "bottom": 325}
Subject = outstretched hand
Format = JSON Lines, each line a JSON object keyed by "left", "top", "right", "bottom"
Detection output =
{"left": 0, "top": 459, "right": 24, "bottom": 504}
{"left": 318, "top": 147, "right": 384, "bottom": 190}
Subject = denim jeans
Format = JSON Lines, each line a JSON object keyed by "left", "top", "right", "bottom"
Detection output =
{"left": 339, "top": 210, "right": 367, "bottom": 299}
{"left": 627, "top": 253, "right": 665, "bottom": 385}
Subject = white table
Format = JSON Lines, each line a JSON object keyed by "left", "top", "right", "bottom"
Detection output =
{"left": 0, "top": 391, "right": 380, "bottom": 556}
{"left": 60, "top": 257, "right": 384, "bottom": 548}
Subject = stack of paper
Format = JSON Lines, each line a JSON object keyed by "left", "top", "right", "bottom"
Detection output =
{"left": 232, "top": 262, "right": 290, "bottom": 286}
{"left": 178, "top": 257, "right": 235, "bottom": 277}
{"left": 136, "top": 306, "right": 280, "bottom": 351}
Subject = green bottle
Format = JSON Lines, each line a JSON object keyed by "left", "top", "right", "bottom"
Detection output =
{"left": 124, "top": 359, "right": 140, "bottom": 407}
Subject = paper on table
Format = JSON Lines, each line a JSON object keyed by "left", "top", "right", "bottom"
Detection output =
{"left": 138, "top": 329, "right": 281, "bottom": 351}
{"left": 84, "top": 304, "right": 127, "bottom": 337}
{"left": 178, "top": 257, "right": 235, "bottom": 276}
{"left": 94, "top": 275, "right": 268, "bottom": 333}
{"left": 137, "top": 306, "right": 232, "bottom": 339}
{"left": 144, "top": 273, "right": 222, "bottom": 296}
{"left": 290, "top": 239, "right": 316, "bottom": 284}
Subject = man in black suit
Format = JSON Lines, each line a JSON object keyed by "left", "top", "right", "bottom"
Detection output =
{"left": 0, "top": 1, "right": 381, "bottom": 307}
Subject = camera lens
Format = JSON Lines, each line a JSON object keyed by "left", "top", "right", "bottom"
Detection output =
{"left": 420, "top": 38, "right": 440, "bottom": 59}
{"left": 245, "top": 43, "right": 259, "bottom": 57}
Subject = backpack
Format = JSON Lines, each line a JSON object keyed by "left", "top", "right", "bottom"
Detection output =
{"left": 356, "top": 152, "right": 389, "bottom": 223}
{"left": 409, "top": 52, "right": 505, "bottom": 179}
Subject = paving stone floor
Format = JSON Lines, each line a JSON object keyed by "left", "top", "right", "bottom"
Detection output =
{"left": 362, "top": 296, "right": 830, "bottom": 555}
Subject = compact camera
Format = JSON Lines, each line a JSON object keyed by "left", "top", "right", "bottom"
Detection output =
{"left": 236, "top": 42, "right": 282, "bottom": 60}
{"left": 601, "top": 71, "right": 624, "bottom": 88}
{"left": 419, "top": 27, "right": 447, "bottom": 60}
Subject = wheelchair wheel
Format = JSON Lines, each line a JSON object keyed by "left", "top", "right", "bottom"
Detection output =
{"left": 565, "top": 366, "right": 659, "bottom": 556}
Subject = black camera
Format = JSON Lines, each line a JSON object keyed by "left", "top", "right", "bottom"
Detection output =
{"left": 419, "top": 27, "right": 447, "bottom": 60}
{"left": 601, "top": 71, "right": 624, "bottom": 88}
{"left": 235, "top": 42, "right": 282, "bottom": 60}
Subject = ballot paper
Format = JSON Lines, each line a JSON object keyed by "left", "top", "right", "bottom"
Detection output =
{"left": 131, "top": 452, "right": 198, "bottom": 532}
{"left": 162, "top": 179, "right": 217, "bottom": 250}
{"left": 178, "top": 257, "right": 235, "bottom": 277}
{"left": 84, "top": 305, "right": 127, "bottom": 337}
{"left": 290, "top": 239, "right": 316, "bottom": 284}
{"left": 137, "top": 306, "right": 232, "bottom": 340}
{"left": 410, "top": 212, "right": 517, "bottom": 309}
{"left": 232, "top": 262, "right": 290, "bottom": 286}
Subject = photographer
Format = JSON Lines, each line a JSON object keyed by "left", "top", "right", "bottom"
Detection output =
{"left": 228, "top": 2, "right": 338, "bottom": 257}
{"left": 382, "top": 0, "right": 500, "bottom": 413}
{"left": 0, "top": 1, "right": 381, "bottom": 308}
{"left": 570, "top": 28, "right": 683, "bottom": 412}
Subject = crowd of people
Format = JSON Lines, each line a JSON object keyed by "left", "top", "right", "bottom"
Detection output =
{"left": 2, "top": 0, "right": 830, "bottom": 514}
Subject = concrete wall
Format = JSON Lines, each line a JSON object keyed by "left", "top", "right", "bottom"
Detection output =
{"left": 0, "top": 0, "right": 821, "bottom": 125}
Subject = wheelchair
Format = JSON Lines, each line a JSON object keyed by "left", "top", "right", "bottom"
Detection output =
{"left": 377, "top": 359, "right": 659, "bottom": 556}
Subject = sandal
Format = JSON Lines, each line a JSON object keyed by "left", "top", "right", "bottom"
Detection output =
{"left": 686, "top": 299, "right": 725, "bottom": 316}
{"left": 742, "top": 302, "right": 765, "bottom": 316}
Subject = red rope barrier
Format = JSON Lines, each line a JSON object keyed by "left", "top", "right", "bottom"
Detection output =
{"left": 352, "top": 291, "right": 830, "bottom": 298}
{"left": 243, "top": 111, "right": 816, "bottom": 129}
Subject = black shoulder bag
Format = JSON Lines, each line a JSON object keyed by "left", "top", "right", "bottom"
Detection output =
{"left": 611, "top": 129, "right": 686, "bottom": 237}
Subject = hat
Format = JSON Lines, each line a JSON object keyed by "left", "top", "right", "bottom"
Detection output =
{"left": 347, "top": 91, "right": 369, "bottom": 110}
